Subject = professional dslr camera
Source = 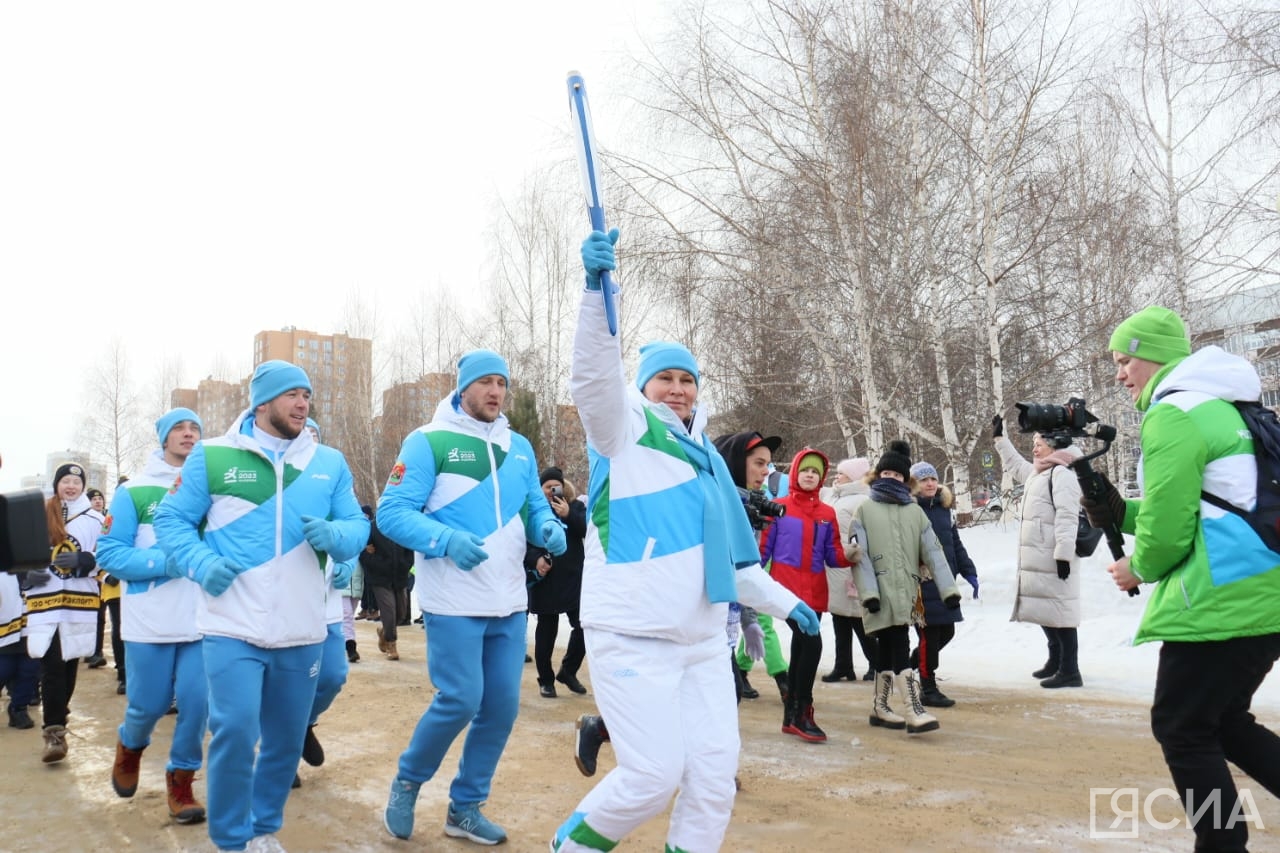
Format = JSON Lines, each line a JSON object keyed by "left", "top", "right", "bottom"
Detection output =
{"left": 1014, "top": 396, "right": 1110, "bottom": 444}
{"left": 737, "top": 487, "right": 785, "bottom": 531}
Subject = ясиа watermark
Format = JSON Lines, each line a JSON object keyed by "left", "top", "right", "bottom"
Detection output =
{"left": 1090, "top": 788, "right": 1265, "bottom": 839}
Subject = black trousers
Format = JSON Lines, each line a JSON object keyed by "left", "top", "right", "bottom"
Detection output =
{"left": 785, "top": 615, "right": 823, "bottom": 707}
{"left": 830, "top": 614, "right": 878, "bottom": 674}
{"left": 534, "top": 610, "right": 585, "bottom": 686}
{"left": 872, "top": 623, "right": 911, "bottom": 675}
{"left": 41, "top": 632, "right": 78, "bottom": 728}
{"left": 910, "top": 623, "right": 956, "bottom": 678}
{"left": 1151, "top": 634, "right": 1280, "bottom": 853}
{"left": 1044, "top": 626, "right": 1079, "bottom": 676}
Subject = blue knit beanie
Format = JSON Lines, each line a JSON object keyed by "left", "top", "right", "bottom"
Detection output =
{"left": 635, "top": 341, "right": 700, "bottom": 391}
{"left": 909, "top": 461, "right": 938, "bottom": 481}
{"left": 250, "top": 360, "right": 312, "bottom": 409}
{"left": 457, "top": 349, "right": 510, "bottom": 394}
{"left": 156, "top": 407, "right": 203, "bottom": 447}
{"left": 305, "top": 418, "right": 320, "bottom": 441}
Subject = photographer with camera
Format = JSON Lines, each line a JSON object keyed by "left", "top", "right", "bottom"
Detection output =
{"left": 992, "top": 416, "right": 1086, "bottom": 689}
{"left": 525, "top": 467, "right": 588, "bottom": 699}
{"left": 1088, "top": 306, "right": 1280, "bottom": 852}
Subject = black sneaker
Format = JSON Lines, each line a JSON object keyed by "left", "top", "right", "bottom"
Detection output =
{"left": 85, "top": 655, "right": 107, "bottom": 669}
{"left": 302, "top": 724, "right": 325, "bottom": 766}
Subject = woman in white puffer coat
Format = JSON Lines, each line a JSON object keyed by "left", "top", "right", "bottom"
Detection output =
{"left": 993, "top": 420, "right": 1085, "bottom": 689}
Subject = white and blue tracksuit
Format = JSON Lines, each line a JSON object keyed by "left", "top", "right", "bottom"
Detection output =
{"left": 556, "top": 291, "right": 801, "bottom": 853}
{"left": 377, "top": 395, "right": 558, "bottom": 808}
{"left": 153, "top": 412, "right": 369, "bottom": 852}
{"left": 97, "top": 449, "right": 208, "bottom": 771}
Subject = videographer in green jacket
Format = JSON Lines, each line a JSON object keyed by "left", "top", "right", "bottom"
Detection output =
{"left": 1086, "top": 305, "right": 1280, "bottom": 852}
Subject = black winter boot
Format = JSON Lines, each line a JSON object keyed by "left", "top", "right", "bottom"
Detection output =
{"left": 791, "top": 704, "right": 827, "bottom": 742}
{"left": 738, "top": 669, "right": 759, "bottom": 700}
{"left": 346, "top": 639, "right": 360, "bottom": 663}
{"left": 920, "top": 676, "right": 956, "bottom": 708}
{"left": 821, "top": 668, "right": 857, "bottom": 683}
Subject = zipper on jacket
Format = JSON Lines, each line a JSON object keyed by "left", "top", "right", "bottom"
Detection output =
{"left": 483, "top": 422, "right": 502, "bottom": 531}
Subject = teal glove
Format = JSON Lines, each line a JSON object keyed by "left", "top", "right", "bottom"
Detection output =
{"left": 789, "top": 602, "right": 820, "bottom": 635}
{"left": 541, "top": 520, "right": 567, "bottom": 556}
{"left": 300, "top": 515, "right": 338, "bottom": 552}
{"left": 445, "top": 532, "right": 489, "bottom": 570}
{"left": 581, "top": 228, "right": 619, "bottom": 291}
{"left": 200, "top": 558, "right": 241, "bottom": 596}
{"left": 331, "top": 560, "right": 354, "bottom": 590}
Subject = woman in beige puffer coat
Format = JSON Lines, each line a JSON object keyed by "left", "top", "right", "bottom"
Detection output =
{"left": 993, "top": 425, "right": 1085, "bottom": 689}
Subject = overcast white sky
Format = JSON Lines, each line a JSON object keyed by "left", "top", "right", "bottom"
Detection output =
{"left": 0, "top": 1, "right": 666, "bottom": 490}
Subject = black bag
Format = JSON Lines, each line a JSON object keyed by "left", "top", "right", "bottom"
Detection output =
{"left": 1048, "top": 469, "right": 1103, "bottom": 558}
{"left": 1200, "top": 401, "right": 1280, "bottom": 555}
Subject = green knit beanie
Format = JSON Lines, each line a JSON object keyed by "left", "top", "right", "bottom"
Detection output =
{"left": 1108, "top": 306, "right": 1191, "bottom": 364}
{"left": 797, "top": 452, "right": 825, "bottom": 474}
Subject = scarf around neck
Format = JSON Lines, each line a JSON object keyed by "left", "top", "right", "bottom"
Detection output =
{"left": 870, "top": 478, "right": 913, "bottom": 505}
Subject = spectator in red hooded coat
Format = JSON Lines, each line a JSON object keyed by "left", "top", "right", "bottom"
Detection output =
{"left": 759, "top": 448, "right": 850, "bottom": 743}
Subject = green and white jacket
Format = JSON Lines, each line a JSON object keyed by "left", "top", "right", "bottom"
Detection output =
{"left": 1125, "top": 345, "right": 1280, "bottom": 644}
{"left": 377, "top": 396, "right": 558, "bottom": 618}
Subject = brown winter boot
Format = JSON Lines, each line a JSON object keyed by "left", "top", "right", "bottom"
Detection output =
{"left": 112, "top": 739, "right": 145, "bottom": 796}
{"left": 377, "top": 626, "right": 389, "bottom": 654}
{"left": 42, "top": 725, "right": 68, "bottom": 763}
{"left": 166, "top": 768, "right": 206, "bottom": 824}
{"left": 386, "top": 641, "right": 399, "bottom": 661}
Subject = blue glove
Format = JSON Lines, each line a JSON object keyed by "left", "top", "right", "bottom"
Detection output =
{"left": 445, "top": 532, "right": 489, "bottom": 570}
{"left": 742, "top": 621, "right": 766, "bottom": 661}
{"left": 788, "top": 602, "right": 820, "bottom": 635}
{"left": 331, "top": 560, "right": 353, "bottom": 590}
{"left": 967, "top": 575, "right": 980, "bottom": 599}
{"left": 581, "top": 228, "right": 619, "bottom": 291}
{"left": 200, "top": 558, "right": 241, "bottom": 596}
{"left": 300, "top": 515, "right": 338, "bottom": 553}
{"left": 541, "top": 520, "right": 567, "bottom": 556}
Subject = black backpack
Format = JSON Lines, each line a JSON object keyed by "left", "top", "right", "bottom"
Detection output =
{"left": 1047, "top": 468, "right": 1104, "bottom": 558}
{"left": 1199, "top": 401, "right": 1280, "bottom": 555}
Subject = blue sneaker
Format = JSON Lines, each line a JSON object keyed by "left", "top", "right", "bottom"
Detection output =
{"left": 383, "top": 776, "right": 421, "bottom": 840}
{"left": 445, "top": 803, "right": 507, "bottom": 846}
